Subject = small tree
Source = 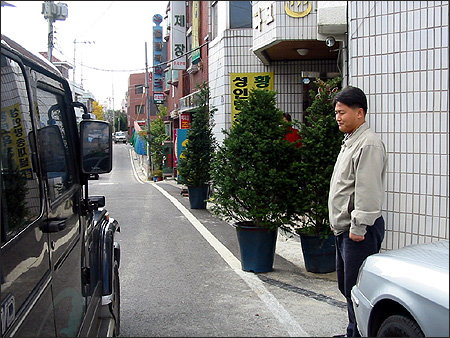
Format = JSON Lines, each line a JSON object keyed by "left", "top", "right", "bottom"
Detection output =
{"left": 114, "top": 111, "right": 127, "bottom": 132}
{"left": 295, "top": 77, "right": 342, "bottom": 238}
{"left": 92, "top": 101, "right": 104, "bottom": 120}
{"left": 177, "top": 83, "right": 216, "bottom": 187}
{"left": 150, "top": 106, "right": 169, "bottom": 172}
{"left": 210, "top": 89, "right": 302, "bottom": 230}
{"left": 138, "top": 105, "right": 169, "bottom": 174}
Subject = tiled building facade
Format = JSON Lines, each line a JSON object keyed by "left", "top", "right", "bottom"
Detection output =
{"left": 206, "top": 1, "right": 448, "bottom": 250}
{"left": 348, "top": 1, "right": 448, "bottom": 249}
{"left": 160, "top": 1, "right": 448, "bottom": 250}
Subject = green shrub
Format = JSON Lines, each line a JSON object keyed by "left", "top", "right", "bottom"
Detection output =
{"left": 177, "top": 83, "right": 216, "bottom": 187}
{"left": 295, "top": 77, "right": 343, "bottom": 238}
{"left": 210, "top": 89, "right": 302, "bottom": 231}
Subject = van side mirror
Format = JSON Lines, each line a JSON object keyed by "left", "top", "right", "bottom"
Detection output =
{"left": 80, "top": 120, "right": 112, "bottom": 174}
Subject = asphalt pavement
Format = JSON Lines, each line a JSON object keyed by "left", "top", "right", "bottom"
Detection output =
{"left": 123, "top": 147, "right": 348, "bottom": 336}
{"left": 131, "top": 150, "right": 339, "bottom": 283}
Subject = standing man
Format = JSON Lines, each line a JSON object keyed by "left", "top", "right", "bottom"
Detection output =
{"left": 328, "top": 86, "right": 387, "bottom": 337}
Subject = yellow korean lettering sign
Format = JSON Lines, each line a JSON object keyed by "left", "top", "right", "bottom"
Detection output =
{"left": 230, "top": 72, "right": 274, "bottom": 122}
{"left": 1, "top": 103, "right": 33, "bottom": 178}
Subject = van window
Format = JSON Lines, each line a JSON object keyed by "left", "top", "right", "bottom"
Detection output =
{"left": 1, "top": 55, "right": 41, "bottom": 242}
{"left": 35, "top": 87, "right": 75, "bottom": 202}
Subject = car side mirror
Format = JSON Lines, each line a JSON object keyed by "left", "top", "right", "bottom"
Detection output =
{"left": 80, "top": 120, "right": 112, "bottom": 174}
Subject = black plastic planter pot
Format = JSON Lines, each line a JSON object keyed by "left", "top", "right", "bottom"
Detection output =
{"left": 235, "top": 222, "right": 278, "bottom": 273}
{"left": 299, "top": 234, "right": 336, "bottom": 273}
{"left": 187, "top": 184, "right": 209, "bottom": 209}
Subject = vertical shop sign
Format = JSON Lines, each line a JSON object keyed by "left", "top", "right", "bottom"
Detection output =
{"left": 171, "top": 1, "right": 186, "bottom": 70}
{"left": 180, "top": 113, "right": 191, "bottom": 129}
{"left": 153, "top": 14, "right": 164, "bottom": 103}
{"left": 230, "top": 72, "right": 274, "bottom": 122}
{"left": 174, "top": 128, "right": 188, "bottom": 167}
{"left": 191, "top": 1, "right": 200, "bottom": 64}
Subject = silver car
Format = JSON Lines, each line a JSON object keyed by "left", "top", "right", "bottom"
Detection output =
{"left": 351, "top": 239, "right": 449, "bottom": 337}
{"left": 114, "top": 131, "right": 127, "bottom": 143}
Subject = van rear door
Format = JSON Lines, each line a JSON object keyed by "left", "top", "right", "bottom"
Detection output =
{"left": 33, "top": 71, "right": 86, "bottom": 337}
{"left": 1, "top": 46, "right": 55, "bottom": 337}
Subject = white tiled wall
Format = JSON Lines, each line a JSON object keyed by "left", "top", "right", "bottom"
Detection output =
{"left": 209, "top": 30, "right": 339, "bottom": 143}
{"left": 209, "top": 1, "right": 449, "bottom": 250}
{"left": 349, "top": 1, "right": 449, "bottom": 249}
{"left": 253, "top": 1, "right": 319, "bottom": 52}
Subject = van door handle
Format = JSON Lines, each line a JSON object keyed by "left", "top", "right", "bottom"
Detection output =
{"left": 41, "top": 219, "right": 67, "bottom": 233}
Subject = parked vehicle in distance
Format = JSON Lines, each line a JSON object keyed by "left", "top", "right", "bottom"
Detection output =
{"left": 114, "top": 131, "right": 127, "bottom": 143}
{"left": 351, "top": 240, "right": 449, "bottom": 337}
{"left": 1, "top": 34, "right": 120, "bottom": 337}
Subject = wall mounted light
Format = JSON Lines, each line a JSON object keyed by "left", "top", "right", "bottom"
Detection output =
{"left": 296, "top": 48, "right": 309, "bottom": 56}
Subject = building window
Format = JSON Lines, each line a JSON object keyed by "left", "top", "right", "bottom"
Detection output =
{"left": 230, "top": 1, "right": 252, "bottom": 29}
{"left": 135, "top": 85, "right": 144, "bottom": 94}
{"left": 135, "top": 105, "right": 145, "bottom": 115}
{"left": 211, "top": 1, "right": 218, "bottom": 40}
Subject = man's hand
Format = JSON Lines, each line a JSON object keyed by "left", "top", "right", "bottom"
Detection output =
{"left": 349, "top": 232, "right": 365, "bottom": 242}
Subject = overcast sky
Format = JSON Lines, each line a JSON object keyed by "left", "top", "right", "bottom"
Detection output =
{"left": 1, "top": 1, "right": 168, "bottom": 109}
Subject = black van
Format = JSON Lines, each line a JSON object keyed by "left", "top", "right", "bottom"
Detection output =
{"left": 1, "top": 35, "right": 120, "bottom": 337}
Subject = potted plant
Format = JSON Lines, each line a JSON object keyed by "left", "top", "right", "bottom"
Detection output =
{"left": 294, "top": 77, "right": 343, "bottom": 273}
{"left": 153, "top": 169, "right": 163, "bottom": 182}
{"left": 210, "top": 88, "right": 303, "bottom": 273}
{"left": 177, "top": 83, "right": 217, "bottom": 209}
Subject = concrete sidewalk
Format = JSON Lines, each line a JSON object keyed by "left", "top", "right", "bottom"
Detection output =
{"left": 130, "top": 148, "right": 337, "bottom": 283}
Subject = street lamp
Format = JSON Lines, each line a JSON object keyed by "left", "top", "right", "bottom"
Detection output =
{"left": 73, "top": 39, "right": 95, "bottom": 84}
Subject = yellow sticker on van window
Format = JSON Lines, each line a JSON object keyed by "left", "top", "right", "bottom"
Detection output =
{"left": 1, "top": 103, "right": 33, "bottom": 178}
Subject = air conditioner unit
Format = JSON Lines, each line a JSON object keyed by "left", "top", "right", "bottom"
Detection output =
{"left": 186, "top": 64, "right": 198, "bottom": 74}
{"left": 317, "top": 1, "right": 347, "bottom": 35}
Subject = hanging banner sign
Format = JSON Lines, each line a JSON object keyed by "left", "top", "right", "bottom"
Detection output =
{"left": 191, "top": 1, "right": 200, "bottom": 64}
{"left": 174, "top": 128, "right": 188, "bottom": 167}
{"left": 230, "top": 72, "right": 274, "bottom": 122}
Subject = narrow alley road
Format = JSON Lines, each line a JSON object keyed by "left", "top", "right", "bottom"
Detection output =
{"left": 88, "top": 143, "right": 347, "bottom": 337}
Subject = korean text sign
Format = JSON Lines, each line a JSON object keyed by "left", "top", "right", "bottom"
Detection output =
{"left": 1, "top": 103, "right": 33, "bottom": 178}
{"left": 171, "top": 1, "right": 186, "bottom": 70}
{"left": 230, "top": 72, "right": 274, "bottom": 122}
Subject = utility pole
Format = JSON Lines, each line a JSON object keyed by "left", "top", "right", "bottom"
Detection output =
{"left": 145, "top": 42, "right": 153, "bottom": 177}
{"left": 42, "top": 1, "right": 68, "bottom": 62}
{"left": 112, "top": 80, "right": 117, "bottom": 130}
{"left": 73, "top": 39, "right": 94, "bottom": 84}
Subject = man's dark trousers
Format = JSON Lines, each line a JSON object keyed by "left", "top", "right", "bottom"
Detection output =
{"left": 335, "top": 216, "right": 385, "bottom": 337}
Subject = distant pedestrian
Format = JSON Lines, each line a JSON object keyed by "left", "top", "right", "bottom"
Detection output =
{"left": 282, "top": 112, "right": 302, "bottom": 148}
{"left": 328, "top": 86, "right": 387, "bottom": 337}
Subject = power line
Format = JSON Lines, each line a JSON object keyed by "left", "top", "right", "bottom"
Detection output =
{"left": 54, "top": 40, "right": 210, "bottom": 74}
{"left": 77, "top": 1, "right": 115, "bottom": 40}
{"left": 54, "top": 45, "right": 146, "bottom": 72}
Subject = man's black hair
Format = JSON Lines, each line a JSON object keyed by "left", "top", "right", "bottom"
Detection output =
{"left": 283, "top": 112, "right": 292, "bottom": 122}
{"left": 332, "top": 86, "right": 368, "bottom": 114}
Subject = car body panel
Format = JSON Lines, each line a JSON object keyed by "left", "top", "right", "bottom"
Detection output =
{"left": 351, "top": 240, "right": 449, "bottom": 337}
